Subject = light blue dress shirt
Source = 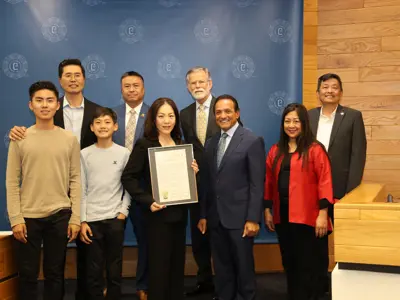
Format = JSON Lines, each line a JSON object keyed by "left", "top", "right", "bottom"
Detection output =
{"left": 63, "top": 96, "right": 84, "bottom": 143}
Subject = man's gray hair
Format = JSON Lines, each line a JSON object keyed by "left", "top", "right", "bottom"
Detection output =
{"left": 185, "top": 66, "right": 212, "bottom": 83}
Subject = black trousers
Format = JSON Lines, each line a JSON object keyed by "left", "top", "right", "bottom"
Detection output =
{"left": 18, "top": 209, "right": 70, "bottom": 300}
{"left": 210, "top": 223, "right": 256, "bottom": 300}
{"left": 188, "top": 203, "right": 213, "bottom": 284}
{"left": 147, "top": 220, "right": 186, "bottom": 300}
{"left": 75, "top": 235, "right": 87, "bottom": 300}
{"left": 275, "top": 222, "right": 328, "bottom": 300}
{"left": 85, "top": 218, "right": 125, "bottom": 300}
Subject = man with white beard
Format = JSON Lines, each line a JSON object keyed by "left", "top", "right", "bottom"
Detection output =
{"left": 180, "top": 67, "right": 219, "bottom": 298}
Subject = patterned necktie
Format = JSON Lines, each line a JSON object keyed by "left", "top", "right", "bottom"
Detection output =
{"left": 125, "top": 109, "right": 137, "bottom": 151}
{"left": 197, "top": 104, "right": 207, "bottom": 146}
{"left": 216, "top": 133, "right": 228, "bottom": 168}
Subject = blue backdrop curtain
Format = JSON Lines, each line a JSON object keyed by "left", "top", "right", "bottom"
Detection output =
{"left": 0, "top": 0, "right": 303, "bottom": 245}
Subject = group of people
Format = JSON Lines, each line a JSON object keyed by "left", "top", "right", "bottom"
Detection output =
{"left": 5, "top": 58, "right": 367, "bottom": 300}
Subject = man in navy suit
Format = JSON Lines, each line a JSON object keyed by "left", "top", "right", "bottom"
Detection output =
{"left": 198, "top": 95, "right": 265, "bottom": 300}
{"left": 112, "top": 71, "right": 150, "bottom": 300}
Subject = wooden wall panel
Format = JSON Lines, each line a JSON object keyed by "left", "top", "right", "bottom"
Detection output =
{"left": 362, "top": 111, "right": 400, "bottom": 125}
{"left": 318, "top": 68, "right": 359, "bottom": 82}
{"left": 364, "top": 0, "right": 400, "bottom": 8}
{"left": 371, "top": 125, "right": 400, "bottom": 139}
{"left": 342, "top": 95, "right": 400, "bottom": 110}
{"left": 318, "top": 51, "right": 400, "bottom": 69}
{"left": 319, "top": 21, "right": 400, "bottom": 40}
{"left": 319, "top": 0, "right": 364, "bottom": 11}
{"left": 319, "top": 6, "right": 400, "bottom": 26}
{"left": 365, "top": 155, "right": 400, "bottom": 170}
{"left": 318, "top": 37, "right": 381, "bottom": 54}
{"left": 360, "top": 66, "right": 400, "bottom": 82}
{"left": 344, "top": 82, "right": 400, "bottom": 97}
{"left": 382, "top": 36, "right": 400, "bottom": 51}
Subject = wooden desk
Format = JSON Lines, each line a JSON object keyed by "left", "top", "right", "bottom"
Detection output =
{"left": 0, "top": 233, "right": 17, "bottom": 300}
{"left": 334, "top": 183, "right": 400, "bottom": 267}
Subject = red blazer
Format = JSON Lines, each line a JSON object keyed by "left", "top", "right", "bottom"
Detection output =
{"left": 264, "top": 143, "right": 334, "bottom": 229}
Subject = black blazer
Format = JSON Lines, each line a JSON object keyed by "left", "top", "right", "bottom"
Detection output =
{"left": 54, "top": 97, "right": 101, "bottom": 150}
{"left": 309, "top": 104, "right": 367, "bottom": 199}
{"left": 121, "top": 138, "right": 187, "bottom": 224}
{"left": 180, "top": 97, "right": 220, "bottom": 187}
{"left": 201, "top": 126, "right": 266, "bottom": 229}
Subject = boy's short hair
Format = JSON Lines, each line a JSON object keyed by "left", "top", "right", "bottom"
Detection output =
{"left": 29, "top": 81, "right": 59, "bottom": 101}
{"left": 91, "top": 107, "right": 118, "bottom": 124}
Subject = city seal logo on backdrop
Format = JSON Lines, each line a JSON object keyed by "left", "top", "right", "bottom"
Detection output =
{"left": 82, "top": 54, "right": 106, "bottom": 80}
{"left": 159, "top": 0, "right": 180, "bottom": 7}
{"left": 2, "top": 53, "right": 28, "bottom": 80}
{"left": 231, "top": 55, "right": 255, "bottom": 79}
{"left": 157, "top": 55, "right": 181, "bottom": 79}
{"left": 119, "top": 19, "right": 144, "bottom": 44}
{"left": 268, "top": 91, "right": 291, "bottom": 115}
{"left": 194, "top": 18, "right": 219, "bottom": 44}
{"left": 269, "top": 19, "right": 292, "bottom": 44}
{"left": 42, "top": 17, "right": 68, "bottom": 43}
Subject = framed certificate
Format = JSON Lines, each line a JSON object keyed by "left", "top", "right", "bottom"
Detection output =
{"left": 148, "top": 144, "right": 198, "bottom": 205}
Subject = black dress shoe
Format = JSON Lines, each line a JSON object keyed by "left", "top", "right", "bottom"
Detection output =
{"left": 185, "top": 283, "right": 215, "bottom": 297}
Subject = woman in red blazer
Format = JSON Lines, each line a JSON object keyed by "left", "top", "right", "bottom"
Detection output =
{"left": 264, "top": 103, "right": 334, "bottom": 300}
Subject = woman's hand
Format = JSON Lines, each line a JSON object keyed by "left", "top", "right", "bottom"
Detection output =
{"left": 264, "top": 208, "right": 275, "bottom": 232}
{"left": 315, "top": 209, "right": 328, "bottom": 237}
{"left": 150, "top": 202, "right": 166, "bottom": 212}
{"left": 191, "top": 159, "right": 199, "bottom": 174}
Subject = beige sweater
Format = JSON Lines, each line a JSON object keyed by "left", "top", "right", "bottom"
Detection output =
{"left": 6, "top": 126, "right": 81, "bottom": 227}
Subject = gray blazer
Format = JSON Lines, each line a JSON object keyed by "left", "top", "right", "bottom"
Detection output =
{"left": 309, "top": 104, "right": 367, "bottom": 199}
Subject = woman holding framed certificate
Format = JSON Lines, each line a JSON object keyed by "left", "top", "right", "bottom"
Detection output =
{"left": 122, "top": 97, "right": 198, "bottom": 300}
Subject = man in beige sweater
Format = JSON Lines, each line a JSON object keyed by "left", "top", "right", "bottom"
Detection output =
{"left": 6, "top": 81, "right": 81, "bottom": 300}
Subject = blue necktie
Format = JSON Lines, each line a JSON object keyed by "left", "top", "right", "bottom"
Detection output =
{"left": 216, "top": 133, "right": 228, "bottom": 168}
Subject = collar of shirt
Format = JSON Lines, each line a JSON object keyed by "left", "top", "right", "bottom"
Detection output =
{"left": 221, "top": 121, "right": 239, "bottom": 138}
{"left": 320, "top": 105, "right": 338, "bottom": 120}
{"left": 196, "top": 93, "right": 213, "bottom": 111}
{"left": 63, "top": 96, "right": 85, "bottom": 108}
{"left": 125, "top": 102, "right": 143, "bottom": 117}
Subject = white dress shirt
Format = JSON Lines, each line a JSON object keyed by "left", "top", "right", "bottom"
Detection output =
{"left": 316, "top": 106, "right": 337, "bottom": 151}
{"left": 220, "top": 121, "right": 240, "bottom": 152}
{"left": 196, "top": 94, "right": 213, "bottom": 126}
{"left": 63, "top": 96, "right": 84, "bottom": 143}
{"left": 125, "top": 102, "right": 143, "bottom": 129}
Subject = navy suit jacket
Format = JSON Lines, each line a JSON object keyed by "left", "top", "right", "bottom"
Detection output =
{"left": 201, "top": 125, "right": 266, "bottom": 229}
{"left": 112, "top": 102, "right": 150, "bottom": 149}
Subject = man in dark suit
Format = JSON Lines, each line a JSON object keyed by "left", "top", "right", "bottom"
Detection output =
{"left": 180, "top": 67, "right": 219, "bottom": 296}
{"left": 112, "top": 71, "right": 150, "bottom": 300}
{"left": 308, "top": 73, "right": 367, "bottom": 297}
{"left": 198, "top": 95, "right": 265, "bottom": 300}
{"left": 9, "top": 58, "right": 101, "bottom": 300}
{"left": 309, "top": 73, "right": 367, "bottom": 204}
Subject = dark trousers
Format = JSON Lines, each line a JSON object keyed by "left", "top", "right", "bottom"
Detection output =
{"left": 75, "top": 236, "right": 87, "bottom": 300}
{"left": 129, "top": 201, "right": 148, "bottom": 291}
{"left": 18, "top": 209, "right": 70, "bottom": 300}
{"left": 275, "top": 223, "right": 329, "bottom": 300}
{"left": 210, "top": 223, "right": 256, "bottom": 300}
{"left": 188, "top": 203, "right": 213, "bottom": 284}
{"left": 85, "top": 218, "right": 125, "bottom": 300}
{"left": 147, "top": 220, "right": 186, "bottom": 300}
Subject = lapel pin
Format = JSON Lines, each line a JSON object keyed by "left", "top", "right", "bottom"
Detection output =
{"left": 340, "top": 111, "right": 344, "bottom": 116}
{"left": 141, "top": 113, "right": 145, "bottom": 118}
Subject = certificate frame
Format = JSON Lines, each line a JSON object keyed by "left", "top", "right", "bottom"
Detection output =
{"left": 148, "top": 144, "right": 198, "bottom": 206}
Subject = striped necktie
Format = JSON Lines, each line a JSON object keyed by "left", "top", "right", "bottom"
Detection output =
{"left": 125, "top": 109, "right": 137, "bottom": 151}
{"left": 197, "top": 104, "right": 207, "bottom": 145}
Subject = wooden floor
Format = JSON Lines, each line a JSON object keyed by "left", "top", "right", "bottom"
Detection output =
{"left": 39, "top": 241, "right": 336, "bottom": 279}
